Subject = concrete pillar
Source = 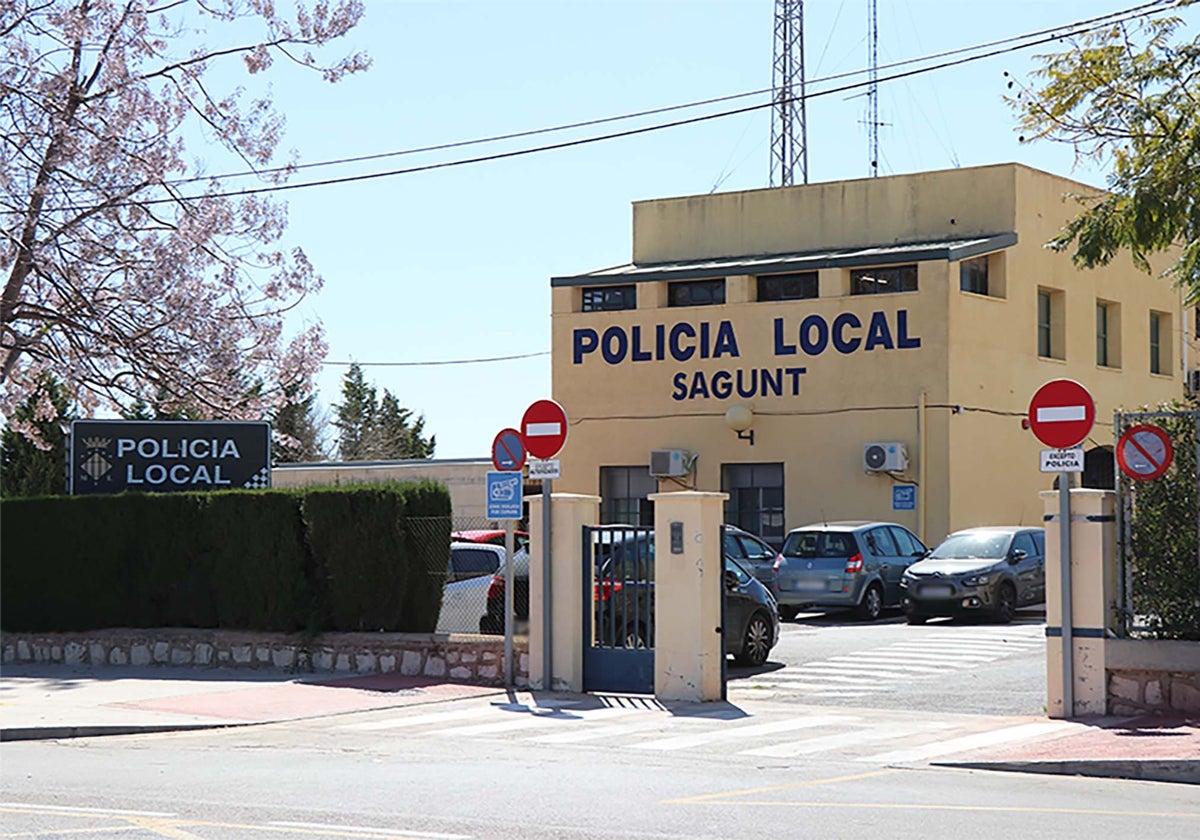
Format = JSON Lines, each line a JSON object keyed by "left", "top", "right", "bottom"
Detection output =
{"left": 527, "top": 492, "right": 600, "bottom": 692}
{"left": 650, "top": 490, "right": 728, "bottom": 702}
{"left": 1041, "top": 488, "right": 1117, "bottom": 718}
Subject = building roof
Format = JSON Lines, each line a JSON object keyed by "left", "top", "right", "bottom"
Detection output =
{"left": 550, "top": 232, "right": 1017, "bottom": 287}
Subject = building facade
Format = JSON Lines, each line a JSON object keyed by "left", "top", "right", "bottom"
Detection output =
{"left": 549, "top": 163, "right": 1190, "bottom": 548}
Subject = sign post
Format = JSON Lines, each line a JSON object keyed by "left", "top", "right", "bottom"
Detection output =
{"left": 1028, "top": 379, "right": 1095, "bottom": 717}
{"left": 521, "top": 399, "right": 569, "bottom": 690}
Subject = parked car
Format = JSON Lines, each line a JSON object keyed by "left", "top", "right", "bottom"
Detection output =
{"left": 772, "top": 521, "right": 928, "bottom": 621}
{"left": 478, "top": 547, "right": 530, "bottom": 635}
{"left": 437, "top": 542, "right": 508, "bottom": 634}
{"left": 722, "top": 524, "right": 783, "bottom": 589}
{"left": 592, "top": 526, "right": 780, "bottom": 666}
{"left": 900, "top": 526, "right": 1046, "bottom": 624}
{"left": 451, "top": 529, "right": 530, "bottom": 552}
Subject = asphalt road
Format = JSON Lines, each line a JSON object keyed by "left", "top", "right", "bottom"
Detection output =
{"left": 2, "top": 703, "right": 1196, "bottom": 840}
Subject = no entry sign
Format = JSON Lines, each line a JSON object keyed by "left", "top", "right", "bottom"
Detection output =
{"left": 1028, "top": 379, "right": 1096, "bottom": 449}
{"left": 1117, "top": 424, "right": 1173, "bottom": 481}
{"left": 521, "top": 399, "right": 568, "bottom": 460}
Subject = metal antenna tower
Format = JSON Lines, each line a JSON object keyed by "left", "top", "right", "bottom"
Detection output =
{"left": 867, "top": 0, "right": 880, "bottom": 177}
{"left": 770, "top": 0, "right": 807, "bottom": 187}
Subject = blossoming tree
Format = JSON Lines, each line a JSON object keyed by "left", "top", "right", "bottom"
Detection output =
{"left": 0, "top": 0, "right": 370, "bottom": 441}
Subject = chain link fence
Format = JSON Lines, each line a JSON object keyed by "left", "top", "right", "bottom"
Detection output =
{"left": 1114, "top": 409, "right": 1200, "bottom": 640}
{"left": 405, "top": 515, "right": 529, "bottom": 636}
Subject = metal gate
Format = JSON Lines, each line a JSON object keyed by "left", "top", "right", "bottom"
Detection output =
{"left": 582, "top": 525, "right": 655, "bottom": 693}
{"left": 1114, "top": 409, "right": 1200, "bottom": 640}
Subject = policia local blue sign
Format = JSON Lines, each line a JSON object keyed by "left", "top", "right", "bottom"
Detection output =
{"left": 69, "top": 420, "right": 271, "bottom": 495}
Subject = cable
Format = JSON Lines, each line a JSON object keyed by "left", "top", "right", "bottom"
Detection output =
{"left": 156, "top": 0, "right": 1170, "bottom": 188}
{"left": 321, "top": 351, "right": 548, "bottom": 367}
{"left": 23, "top": 0, "right": 1173, "bottom": 215}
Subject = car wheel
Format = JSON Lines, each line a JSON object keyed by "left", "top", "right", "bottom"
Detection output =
{"left": 992, "top": 583, "right": 1016, "bottom": 624}
{"left": 777, "top": 605, "right": 798, "bottom": 622}
{"left": 905, "top": 612, "right": 927, "bottom": 625}
{"left": 856, "top": 584, "right": 883, "bottom": 621}
{"left": 735, "top": 612, "right": 774, "bottom": 666}
{"left": 623, "top": 623, "right": 649, "bottom": 649}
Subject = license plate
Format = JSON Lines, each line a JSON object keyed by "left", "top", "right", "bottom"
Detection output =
{"left": 791, "top": 580, "right": 827, "bottom": 591}
{"left": 919, "top": 584, "right": 953, "bottom": 598}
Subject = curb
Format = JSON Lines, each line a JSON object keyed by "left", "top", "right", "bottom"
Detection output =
{"left": 1, "top": 723, "right": 247, "bottom": 742}
{"left": 935, "top": 759, "right": 1200, "bottom": 785}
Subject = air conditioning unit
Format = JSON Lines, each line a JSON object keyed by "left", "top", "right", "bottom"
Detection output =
{"left": 863, "top": 442, "right": 908, "bottom": 472}
{"left": 649, "top": 449, "right": 689, "bottom": 478}
{"left": 1189, "top": 369, "right": 1200, "bottom": 393}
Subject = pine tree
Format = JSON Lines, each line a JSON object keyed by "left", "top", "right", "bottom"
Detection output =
{"left": 333, "top": 365, "right": 435, "bottom": 461}
{"left": 274, "top": 386, "right": 329, "bottom": 463}
{"left": 1, "top": 375, "right": 73, "bottom": 497}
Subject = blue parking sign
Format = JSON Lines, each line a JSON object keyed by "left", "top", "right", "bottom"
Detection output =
{"left": 486, "top": 471, "right": 523, "bottom": 520}
{"left": 892, "top": 484, "right": 916, "bottom": 511}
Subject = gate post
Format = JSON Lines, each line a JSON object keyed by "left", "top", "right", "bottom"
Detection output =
{"left": 649, "top": 490, "right": 728, "bottom": 702}
{"left": 1041, "top": 488, "right": 1118, "bottom": 717}
{"left": 528, "top": 492, "right": 600, "bottom": 692}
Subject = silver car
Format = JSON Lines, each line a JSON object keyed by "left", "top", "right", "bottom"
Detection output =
{"left": 772, "top": 521, "right": 928, "bottom": 621}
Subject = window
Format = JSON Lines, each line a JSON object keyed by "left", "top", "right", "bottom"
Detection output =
{"left": 668, "top": 278, "right": 725, "bottom": 307}
{"left": 960, "top": 256, "right": 989, "bottom": 295}
{"left": 758, "top": 272, "right": 818, "bottom": 301}
{"left": 850, "top": 264, "right": 917, "bottom": 295}
{"left": 888, "top": 526, "right": 925, "bottom": 557}
{"left": 582, "top": 284, "right": 636, "bottom": 312}
{"left": 1097, "top": 302, "right": 1110, "bottom": 366}
{"left": 448, "top": 547, "right": 501, "bottom": 582}
{"left": 1012, "top": 532, "right": 1038, "bottom": 559}
{"left": 865, "top": 527, "right": 898, "bottom": 557}
{"left": 1038, "top": 288, "right": 1064, "bottom": 360}
{"left": 1150, "top": 311, "right": 1172, "bottom": 374}
{"left": 599, "top": 466, "right": 657, "bottom": 526}
{"left": 721, "top": 462, "right": 784, "bottom": 549}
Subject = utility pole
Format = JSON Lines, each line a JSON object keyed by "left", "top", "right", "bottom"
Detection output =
{"left": 770, "top": 0, "right": 808, "bottom": 187}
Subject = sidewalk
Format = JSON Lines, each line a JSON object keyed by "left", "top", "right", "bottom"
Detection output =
{"left": 1, "top": 663, "right": 1196, "bottom": 784}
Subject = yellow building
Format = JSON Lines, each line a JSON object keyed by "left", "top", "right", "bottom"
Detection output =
{"left": 550, "top": 163, "right": 1189, "bottom": 548}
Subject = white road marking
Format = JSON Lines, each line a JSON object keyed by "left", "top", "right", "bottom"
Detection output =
{"left": 423, "top": 705, "right": 643, "bottom": 737}
{"left": 862, "top": 721, "right": 1079, "bottom": 763}
{"left": 740, "top": 722, "right": 950, "bottom": 757}
{"left": 632, "top": 715, "right": 856, "bottom": 751}
{"left": 269, "top": 822, "right": 470, "bottom": 839}
{"left": 0, "top": 804, "right": 176, "bottom": 817}
{"left": 339, "top": 706, "right": 496, "bottom": 731}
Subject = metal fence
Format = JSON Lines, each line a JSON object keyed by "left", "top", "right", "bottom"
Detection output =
{"left": 406, "top": 515, "right": 529, "bottom": 636}
{"left": 1114, "top": 410, "right": 1200, "bottom": 640}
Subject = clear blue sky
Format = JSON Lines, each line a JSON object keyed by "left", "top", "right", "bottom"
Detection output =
{"left": 247, "top": 0, "right": 1194, "bottom": 459}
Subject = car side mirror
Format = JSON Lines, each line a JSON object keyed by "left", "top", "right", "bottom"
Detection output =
{"left": 724, "top": 570, "right": 739, "bottom": 590}
{"left": 1009, "top": 549, "right": 1027, "bottom": 563}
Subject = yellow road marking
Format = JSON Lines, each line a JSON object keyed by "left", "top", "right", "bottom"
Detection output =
{"left": 664, "top": 769, "right": 896, "bottom": 803}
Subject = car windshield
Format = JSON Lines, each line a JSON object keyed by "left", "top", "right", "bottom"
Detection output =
{"left": 780, "top": 531, "right": 857, "bottom": 558}
{"left": 930, "top": 532, "right": 1011, "bottom": 560}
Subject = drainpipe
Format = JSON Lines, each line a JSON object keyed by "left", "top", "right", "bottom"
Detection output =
{"left": 918, "top": 389, "right": 928, "bottom": 544}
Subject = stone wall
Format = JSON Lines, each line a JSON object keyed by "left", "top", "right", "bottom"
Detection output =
{"left": 1, "top": 629, "right": 529, "bottom": 687}
{"left": 1106, "top": 638, "right": 1200, "bottom": 715}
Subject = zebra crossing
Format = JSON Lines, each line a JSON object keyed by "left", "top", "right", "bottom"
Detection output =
{"left": 729, "top": 623, "right": 1045, "bottom": 699}
{"left": 333, "top": 696, "right": 1078, "bottom": 765}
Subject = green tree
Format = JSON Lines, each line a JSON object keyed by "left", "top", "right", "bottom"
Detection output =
{"left": 1, "top": 374, "right": 73, "bottom": 497}
{"left": 273, "top": 386, "right": 330, "bottom": 464}
{"left": 1010, "top": 3, "right": 1199, "bottom": 292}
{"left": 333, "top": 364, "right": 435, "bottom": 461}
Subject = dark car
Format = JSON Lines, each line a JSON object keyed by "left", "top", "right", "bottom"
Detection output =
{"left": 900, "top": 526, "right": 1046, "bottom": 624}
{"left": 722, "top": 524, "right": 783, "bottom": 589}
{"left": 771, "top": 521, "right": 929, "bottom": 621}
{"left": 593, "top": 527, "right": 780, "bottom": 666}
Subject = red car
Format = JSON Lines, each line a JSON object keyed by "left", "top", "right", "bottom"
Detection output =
{"left": 451, "top": 529, "right": 530, "bottom": 552}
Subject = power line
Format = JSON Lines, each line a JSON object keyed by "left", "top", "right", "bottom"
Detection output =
{"left": 321, "top": 351, "right": 549, "bottom": 367}
{"left": 25, "top": 0, "right": 1172, "bottom": 215}
{"left": 16, "top": 0, "right": 1171, "bottom": 208}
